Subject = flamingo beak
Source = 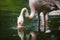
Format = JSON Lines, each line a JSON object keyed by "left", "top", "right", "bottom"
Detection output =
{"left": 18, "top": 22, "right": 23, "bottom": 30}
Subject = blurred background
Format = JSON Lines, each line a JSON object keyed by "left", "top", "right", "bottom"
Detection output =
{"left": 0, "top": 0, "right": 29, "bottom": 40}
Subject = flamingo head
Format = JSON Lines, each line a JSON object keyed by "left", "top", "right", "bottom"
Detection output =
{"left": 17, "top": 16, "right": 24, "bottom": 30}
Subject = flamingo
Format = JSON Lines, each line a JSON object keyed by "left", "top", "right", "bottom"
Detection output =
{"left": 18, "top": 0, "right": 60, "bottom": 33}
{"left": 17, "top": 0, "right": 60, "bottom": 40}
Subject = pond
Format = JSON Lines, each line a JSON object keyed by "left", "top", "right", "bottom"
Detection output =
{"left": 0, "top": 0, "right": 60, "bottom": 40}
{"left": 0, "top": 10, "right": 20, "bottom": 40}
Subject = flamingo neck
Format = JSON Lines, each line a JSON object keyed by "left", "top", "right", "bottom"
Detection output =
{"left": 20, "top": 8, "right": 29, "bottom": 17}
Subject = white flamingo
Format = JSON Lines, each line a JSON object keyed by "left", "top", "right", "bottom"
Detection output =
{"left": 17, "top": 7, "right": 35, "bottom": 29}
{"left": 17, "top": 8, "right": 44, "bottom": 40}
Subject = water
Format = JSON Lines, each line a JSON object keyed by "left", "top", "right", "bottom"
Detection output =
{"left": 0, "top": 0, "right": 60, "bottom": 40}
{"left": 0, "top": 10, "right": 20, "bottom": 40}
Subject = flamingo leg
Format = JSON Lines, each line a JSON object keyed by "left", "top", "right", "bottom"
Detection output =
{"left": 38, "top": 13, "right": 40, "bottom": 32}
{"left": 44, "top": 14, "right": 46, "bottom": 32}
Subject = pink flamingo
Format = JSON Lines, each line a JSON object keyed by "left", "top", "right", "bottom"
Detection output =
{"left": 17, "top": 8, "right": 36, "bottom": 40}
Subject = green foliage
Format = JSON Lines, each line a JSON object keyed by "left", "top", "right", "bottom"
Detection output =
{"left": 0, "top": 0, "right": 28, "bottom": 12}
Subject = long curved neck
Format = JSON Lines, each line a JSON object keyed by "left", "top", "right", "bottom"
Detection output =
{"left": 23, "top": 8, "right": 29, "bottom": 18}
{"left": 20, "top": 8, "right": 35, "bottom": 19}
{"left": 19, "top": 8, "right": 29, "bottom": 17}
{"left": 20, "top": 8, "right": 25, "bottom": 16}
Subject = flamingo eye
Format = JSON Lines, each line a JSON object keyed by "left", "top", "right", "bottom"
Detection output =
{"left": 19, "top": 22, "right": 21, "bottom": 24}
